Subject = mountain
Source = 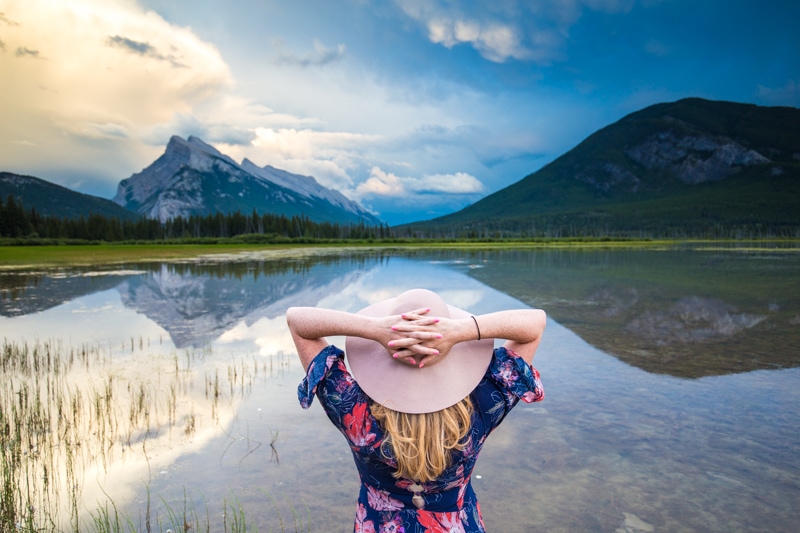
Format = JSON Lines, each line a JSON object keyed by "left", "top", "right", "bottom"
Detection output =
{"left": 113, "top": 135, "right": 381, "bottom": 225}
{"left": 0, "top": 172, "right": 139, "bottom": 221}
{"left": 407, "top": 98, "right": 800, "bottom": 236}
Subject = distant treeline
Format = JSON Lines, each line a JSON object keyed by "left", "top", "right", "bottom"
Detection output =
{"left": 0, "top": 195, "right": 392, "bottom": 242}
{"left": 2, "top": 194, "right": 798, "bottom": 243}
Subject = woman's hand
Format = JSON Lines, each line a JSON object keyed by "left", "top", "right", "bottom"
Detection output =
{"left": 386, "top": 308, "right": 466, "bottom": 368}
{"left": 371, "top": 308, "right": 442, "bottom": 367}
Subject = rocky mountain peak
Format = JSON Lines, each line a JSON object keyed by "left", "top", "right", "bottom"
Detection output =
{"left": 112, "top": 135, "right": 381, "bottom": 225}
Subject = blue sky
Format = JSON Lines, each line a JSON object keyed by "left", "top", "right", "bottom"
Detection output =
{"left": 1, "top": 0, "right": 798, "bottom": 225}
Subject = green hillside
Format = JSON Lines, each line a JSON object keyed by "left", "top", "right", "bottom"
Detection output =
{"left": 0, "top": 172, "right": 139, "bottom": 221}
{"left": 404, "top": 98, "right": 800, "bottom": 237}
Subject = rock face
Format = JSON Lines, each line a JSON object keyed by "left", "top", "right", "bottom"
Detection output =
{"left": 625, "top": 126, "right": 770, "bottom": 185}
{"left": 113, "top": 136, "right": 380, "bottom": 224}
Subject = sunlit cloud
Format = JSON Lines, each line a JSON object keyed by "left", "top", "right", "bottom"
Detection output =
{"left": 0, "top": 0, "right": 233, "bottom": 140}
{"left": 353, "top": 166, "right": 483, "bottom": 200}
{"left": 227, "top": 126, "right": 384, "bottom": 190}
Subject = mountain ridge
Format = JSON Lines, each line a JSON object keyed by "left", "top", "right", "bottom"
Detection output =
{"left": 0, "top": 171, "right": 139, "bottom": 221}
{"left": 405, "top": 98, "right": 800, "bottom": 236}
{"left": 113, "top": 135, "right": 381, "bottom": 225}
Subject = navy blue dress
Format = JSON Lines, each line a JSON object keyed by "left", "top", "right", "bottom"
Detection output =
{"left": 298, "top": 345, "right": 544, "bottom": 533}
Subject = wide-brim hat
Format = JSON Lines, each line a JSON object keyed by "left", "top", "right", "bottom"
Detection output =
{"left": 346, "top": 288, "right": 493, "bottom": 414}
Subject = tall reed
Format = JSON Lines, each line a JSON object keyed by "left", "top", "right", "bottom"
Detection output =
{"left": 1, "top": 337, "right": 276, "bottom": 532}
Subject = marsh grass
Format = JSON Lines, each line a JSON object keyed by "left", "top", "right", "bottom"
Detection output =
{"left": 0, "top": 337, "right": 289, "bottom": 532}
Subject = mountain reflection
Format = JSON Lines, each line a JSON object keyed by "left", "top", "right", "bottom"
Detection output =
{"left": 117, "top": 256, "right": 375, "bottom": 348}
{"left": 2, "top": 248, "right": 798, "bottom": 378}
{"left": 457, "top": 247, "right": 800, "bottom": 378}
{"left": 1, "top": 253, "right": 391, "bottom": 348}
{"left": 0, "top": 269, "right": 140, "bottom": 316}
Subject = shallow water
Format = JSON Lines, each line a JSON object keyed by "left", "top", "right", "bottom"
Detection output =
{"left": 1, "top": 248, "right": 799, "bottom": 532}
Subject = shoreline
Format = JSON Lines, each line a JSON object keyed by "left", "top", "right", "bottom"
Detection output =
{"left": 1, "top": 238, "right": 799, "bottom": 269}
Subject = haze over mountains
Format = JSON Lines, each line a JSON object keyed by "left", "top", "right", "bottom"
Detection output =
{"left": 2, "top": 98, "right": 799, "bottom": 236}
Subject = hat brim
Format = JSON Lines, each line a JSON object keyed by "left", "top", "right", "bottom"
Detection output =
{"left": 346, "top": 290, "right": 493, "bottom": 414}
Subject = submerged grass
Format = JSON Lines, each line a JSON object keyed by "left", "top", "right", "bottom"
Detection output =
{"left": 0, "top": 338, "right": 301, "bottom": 532}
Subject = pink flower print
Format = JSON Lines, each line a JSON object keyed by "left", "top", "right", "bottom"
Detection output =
{"left": 355, "top": 503, "right": 376, "bottom": 533}
{"left": 366, "top": 485, "right": 404, "bottom": 511}
{"left": 521, "top": 389, "right": 543, "bottom": 403}
{"left": 417, "top": 511, "right": 466, "bottom": 533}
{"left": 506, "top": 348, "right": 522, "bottom": 359}
{"left": 343, "top": 402, "right": 377, "bottom": 447}
{"left": 441, "top": 465, "right": 465, "bottom": 492}
{"left": 335, "top": 368, "right": 356, "bottom": 392}
{"left": 456, "top": 483, "right": 467, "bottom": 508}
{"left": 378, "top": 513, "right": 405, "bottom": 533}
{"left": 497, "top": 360, "right": 518, "bottom": 388}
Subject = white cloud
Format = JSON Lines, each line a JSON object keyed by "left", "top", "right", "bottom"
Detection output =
{"left": 219, "top": 126, "right": 382, "bottom": 190}
{"left": 353, "top": 166, "right": 483, "bottom": 200}
{"left": 404, "top": 9, "right": 531, "bottom": 62}
{"left": 395, "top": 0, "right": 637, "bottom": 63}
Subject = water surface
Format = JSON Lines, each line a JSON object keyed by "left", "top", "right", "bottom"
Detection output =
{"left": 1, "top": 248, "right": 798, "bottom": 532}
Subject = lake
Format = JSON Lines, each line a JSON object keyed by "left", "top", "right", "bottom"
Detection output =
{"left": 1, "top": 246, "right": 799, "bottom": 532}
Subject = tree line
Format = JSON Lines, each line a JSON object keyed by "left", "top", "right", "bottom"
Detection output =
{"left": 3, "top": 194, "right": 797, "bottom": 243}
{"left": 0, "top": 195, "right": 392, "bottom": 242}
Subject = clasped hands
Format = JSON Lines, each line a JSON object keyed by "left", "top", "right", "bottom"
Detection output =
{"left": 378, "top": 307, "right": 456, "bottom": 368}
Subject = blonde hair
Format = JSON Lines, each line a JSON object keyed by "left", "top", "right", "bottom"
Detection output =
{"left": 371, "top": 397, "right": 473, "bottom": 482}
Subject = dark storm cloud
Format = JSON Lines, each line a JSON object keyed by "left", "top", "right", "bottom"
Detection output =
{"left": 106, "top": 35, "right": 187, "bottom": 68}
{"left": 15, "top": 46, "right": 40, "bottom": 58}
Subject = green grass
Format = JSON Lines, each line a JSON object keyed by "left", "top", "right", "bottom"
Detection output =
{"left": 0, "top": 239, "right": 696, "bottom": 268}
{"left": 0, "top": 243, "right": 292, "bottom": 267}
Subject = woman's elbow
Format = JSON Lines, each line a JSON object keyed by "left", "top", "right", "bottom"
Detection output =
{"left": 530, "top": 309, "right": 546, "bottom": 336}
{"left": 285, "top": 307, "right": 304, "bottom": 334}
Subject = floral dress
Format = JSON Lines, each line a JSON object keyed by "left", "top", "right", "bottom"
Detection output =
{"left": 298, "top": 345, "right": 544, "bottom": 533}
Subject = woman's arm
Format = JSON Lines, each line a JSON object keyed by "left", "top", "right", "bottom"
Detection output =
{"left": 285, "top": 306, "right": 441, "bottom": 370}
{"left": 392, "top": 308, "right": 546, "bottom": 366}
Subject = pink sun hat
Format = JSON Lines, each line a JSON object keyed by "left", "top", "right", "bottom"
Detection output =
{"left": 346, "top": 288, "right": 494, "bottom": 414}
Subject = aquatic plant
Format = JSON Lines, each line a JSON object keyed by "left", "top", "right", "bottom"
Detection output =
{"left": 0, "top": 337, "right": 293, "bottom": 532}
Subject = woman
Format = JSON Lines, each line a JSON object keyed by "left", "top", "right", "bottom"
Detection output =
{"left": 287, "top": 288, "right": 546, "bottom": 532}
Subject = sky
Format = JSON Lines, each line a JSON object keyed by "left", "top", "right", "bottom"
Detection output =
{"left": 1, "top": 0, "right": 798, "bottom": 225}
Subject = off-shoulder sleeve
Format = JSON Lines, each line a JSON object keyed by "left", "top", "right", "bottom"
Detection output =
{"left": 487, "top": 346, "right": 544, "bottom": 405}
{"left": 297, "top": 345, "right": 345, "bottom": 409}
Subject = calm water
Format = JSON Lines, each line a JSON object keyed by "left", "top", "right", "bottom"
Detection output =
{"left": 1, "top": 247, "right": 799, "bottom": 532}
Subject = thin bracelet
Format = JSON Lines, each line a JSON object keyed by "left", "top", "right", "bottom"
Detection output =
{"left": 471, "top": 315, "right": 481, "bottom": 340}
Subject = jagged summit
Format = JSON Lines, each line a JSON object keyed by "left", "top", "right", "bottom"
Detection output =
{"left": 113, "top": 135, "right": 381, "bottom": 224}
{"left": 240, "top": 158, "right": 365, "bottom": 213}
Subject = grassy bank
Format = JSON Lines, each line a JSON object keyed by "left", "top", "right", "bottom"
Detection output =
{"left": 2, "top": 238, "right": 798, "bottom": 269}
{"left": 0, "top": 239, "right": 676, "bottom": 268}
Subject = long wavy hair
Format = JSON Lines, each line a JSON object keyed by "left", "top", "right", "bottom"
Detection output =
{"left": 371, "top": 396, "right": 473, "bottom": 482}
